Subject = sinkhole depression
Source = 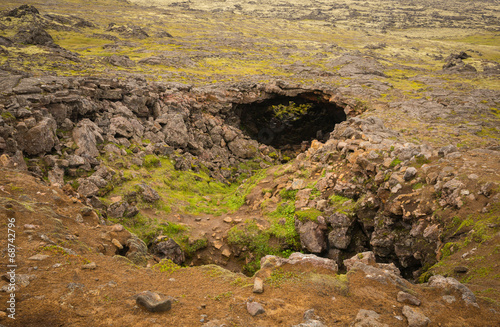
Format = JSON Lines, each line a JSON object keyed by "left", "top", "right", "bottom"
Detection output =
{"left": 234, "top": 92, "right": 347, "bottom": 154}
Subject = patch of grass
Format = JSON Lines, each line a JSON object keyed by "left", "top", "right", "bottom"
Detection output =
{"left": 153, "top": 258, "right": 181, "bottom": 274}
{"left": 309, "top": 188, "right": 321, "bottom": 200}
{"left": 143, "top": 155, "right": 161, "bottom": 168}
{"left": 266, "top": 268, "right": 302, "bottom": 288}
{"left": 440, "top": 242, "right": 457, "bottom": 260}
{"left": 389, "top": 157, "right": 402, "bottom": 168}
{"left": 104, "top": 155, "right": 267, "bottom": 216}
{"left": 228, "top": 216, "right": 299, "bottom": 275}
{"left": 279, "top": 189, "right": 298, "bottom": 201}
{"left": 110, "top": 212, "right": 188, "bottom": 246}
{"left": 329, "top": 194, "right": 357, "bottom": 215}
{"left": 230, "top": 276, "right": 252, "bottom": 288}
{"left": 414, "top": 155, "right": 431, "bottom": 167}
{"left": 412, "top": 182, "right": 424, "bottom": 190}
{"left": 268, "top": 202, "right": 300, "bottom": 249}
{"left": 209, "top": 291, "right": 233, "bottom": 301}
{"left": 184, "top": 238, "right": 208, "bottom": 257}
{"left": 228, "top": 221, "right": 270, "bottom": 253}
{"left": 477, "top": 127, "right": 500, "bottom": 140}
{"left": 295, "top": 208, "right": 323, "bottom": 223}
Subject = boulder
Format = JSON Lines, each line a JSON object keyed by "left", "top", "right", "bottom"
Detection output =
{"left": 253, "top": 277, "right": 264, "bottom": 294}
{"left": 227, "top": 138, "right": 258, "bottom": 159}
{"left": 77, "top": 180, "right": 99, "bottom": 198}
{"left": 138, "top": 183, "right": 160, "bottom": 202}
{"left": 327, "top": 213, "right": 353, "bottom": 250}
{"left": 73, "top": 119, "right": 104, "bottom": 158}
{"left": 125, "top": 235, "right": 149, "bottom": 266}
{"left": 150, "top": 237, "right": 186, "bottom": 265}
{"left": 295, "top": 188, "right": 312, "bottom": 209}
{"left": 397, "top": 291, "right": 421, "bottom": 306}
{"left": 7, "top": 4, "right": 40, "bottom": 18}
{"left": 15, "top": 27, "right": 57, "bottom": 47}
{"left": 109, "top": 116, "right": 134, "bottom": 138}
{"left": 161, "top": 113, "right": 189, "bottom": 148}
{"left": 67, "top": 155, "right": 85, "bottom": 167}
{"left": 402, "top": 306, "right": 430, "bottom": 327}
{"left": 107, "top": 55, "right": 136, "bottom": 67}
{"left": 246, "top": 301, "right": 265, "bottom": 316}
{"left": 295, "top": 219, "right": 327, "bottom": 254}
{"left": 292, "top": 309, "right": 326, "bottom": 327}
{"left": 123, "top": 95, "right": 150, "bottom": 117}
{"left": 136, "top": 291, "right": 173, "bottom": 312}
{"left": 106, "top": 23, "right": 149, "bottom": 39}
{"left": 260, "top": 253, "right": 337, "bottom": 273}
{"left": 350, "top": 309, "right": 388, "bottom": 327}
{"left": 107, "top": 201, "right": 128, "bottom": 218}
{"left": 48, "top": 166, "right": 64, "bottom": 186}
{"left": 0, "top": 151, "right": 28, "bottom": 171}
{"left": 404, "top": 167, "right": 418, "bottom": 181}
{"left": 348, "top": 261, "right": 409, "bottom": 288}
{"left": 428, "top": 275, "right": 477, "bottom": 307}
{"left": 16, "top": 117, "right": 58, "bottom": 156}
{"left": 343, "top": 251, "right": 377, "bottom": 271}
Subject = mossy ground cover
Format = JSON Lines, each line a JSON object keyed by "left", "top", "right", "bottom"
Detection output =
{"left": 1, "top": 0, "right": 498, "bottom": 94}
{"left": 420, "top": 202, "right": 500, "bottom": 293}
{"left": 92, "top": 149, "right": 269, "bottom": 250}
{"left": 102, "top": 153, "right": 267, "bottom": 216}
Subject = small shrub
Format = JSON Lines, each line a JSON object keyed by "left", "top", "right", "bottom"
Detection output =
{"left": 270, "top": 101, "right": 313, "bottom": 122}
{"left": 153, "top": 259, "right": 181, "bottom": 274}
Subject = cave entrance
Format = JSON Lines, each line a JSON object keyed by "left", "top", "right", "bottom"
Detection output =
{"left": 116, "top": 244, "right": 130, "bottom": 257}
{"left": 235, "top": 93, "right": 347, "bottom": 154}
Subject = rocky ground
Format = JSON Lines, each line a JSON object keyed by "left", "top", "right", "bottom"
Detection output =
{"left": 0, "top": 0, "right": 499, "bottom": 326}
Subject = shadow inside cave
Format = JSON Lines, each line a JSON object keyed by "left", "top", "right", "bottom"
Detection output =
{"left": 234, "top": 92, "right": 347, "bottom": 153}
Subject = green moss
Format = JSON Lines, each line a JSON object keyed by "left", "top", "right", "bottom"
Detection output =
{"left": 309, "top": 188, "right": 321, "bottom": 200}
{"left": 412, "top": 182, "right": 424, "bottom": 190}
{"left": 103, "top": 155, "right": 267, "bottom": 216}
{"left": 184, "top": 238, "right": 208, "bottom": 257}
{"left": 153, "top": 259, "right": 182, "bottom": 274}
{"left": 389, "top": 157, "right": 402, "bottom": 168}
{"left": 268, "top": 152, "right": 278, "bottom": 159}
{"left": 279, "top": 189, "right": 298, "bottom": 201}
{"left": 418, "top": 270, "right": 434, "bottom": 283}
{"left": 440, "top": 243, "right": 456, "bottom": 260}
{"left": 295, "top": 208, "right": 323, "bottom": 223}
{"left": 209, "top": 291, "right": 233, "bottom": 301}
{"left": 1, "top": 111, "right": 15, "bottom": 122}
{"left": 227, "top": 220, "right": 273, "bottom": 275}
{"left": 227, "top": 210, "right": 300, "bottom": 276}
{"left": 268, "top": 202, "right": 300, "bottom": 249}
{"left": 477, "top": 127, "right": 500, "bottom": 140}
{"left": 111, "top": 211, "right": 188, "bottom": 246}
{"left": 414, "top": 155, "right": 431, "bottom": 167}
{"left": 266, "top": 267, "right": 301, "bottom": 288}
{"left": 329, "top": 194, "right": 356, "bottom": 215}
{"left": 143, "top": 155, "right": 161, "bottom": 168}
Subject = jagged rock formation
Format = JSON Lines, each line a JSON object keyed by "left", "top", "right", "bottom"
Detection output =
{"left": 0, "top": 73, "right": 355, "bottom": 185}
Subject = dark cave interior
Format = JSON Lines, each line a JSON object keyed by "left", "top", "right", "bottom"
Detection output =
{"left": 235, "top": 92, "right": 347, "bottom": 152}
